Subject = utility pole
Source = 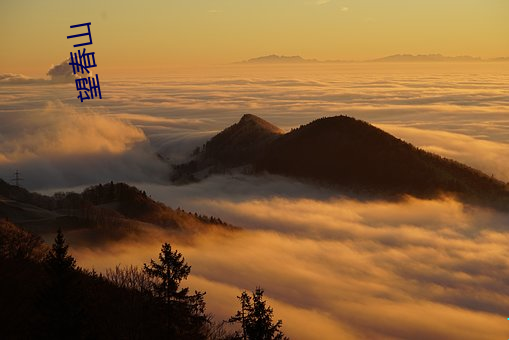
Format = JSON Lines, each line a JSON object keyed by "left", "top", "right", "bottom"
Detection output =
{"left": 11, "top": 170, "right": 23, "bottom": 187}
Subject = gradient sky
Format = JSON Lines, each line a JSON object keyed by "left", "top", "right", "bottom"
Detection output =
{"left": 1, "top": 0, "right": 508, "bottom": 75}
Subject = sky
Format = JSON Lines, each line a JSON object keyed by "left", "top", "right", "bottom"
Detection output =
{"left": 1, "top": 0, "right": 508, "bottom": 75}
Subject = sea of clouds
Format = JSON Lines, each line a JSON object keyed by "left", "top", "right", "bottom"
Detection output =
{"left": 1, "top": 62, "right": 509, "bottom": 339}
{"left": 72, "top": 188, "right": 509, "bottom": 339}
{"left": 2, "top": 63, "right": 509, "bottom": 187}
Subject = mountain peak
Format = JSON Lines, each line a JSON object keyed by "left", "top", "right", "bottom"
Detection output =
{"left": 201, "top": 114, "right": 282, "bottom": 166}
{"left": 172, "top": 114, "right": 509, "bottom": 211}
{"left": 237, "top": 114, "right": 283, "bottom": 134}
{"left": 171, "top": 115, "right": 283, "bottom": 177}
{"left": 239, "top": 113, "right": 261, "bottom": 123}
{"left": 241, "top": 55, "right": 319, "bottom": 64}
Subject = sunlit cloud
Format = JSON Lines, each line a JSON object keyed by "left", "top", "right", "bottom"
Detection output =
{"left": 69, "top": 185, "right": 509, "bottom": 340}
{"left": 377, "top": 124, "right": 509, "bottom": 182}
{"left": 0, "top": 73, "right": 42, "bottom": 83}
{"left": 0, "top": 101, "right": 169, "bottom": 188}
{"left": 0, "top": 101, "right": 145, "bottom": 162}
{"left": 2, "top": 63, "right": 505, "bottom": 339}
{"left": 1, "top": 58, "right": 83, "bottom": 84}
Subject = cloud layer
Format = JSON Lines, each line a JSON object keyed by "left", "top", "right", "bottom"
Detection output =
{"left": 0, "top": 101, "right": 168, "bottom": 188}
{"left": 2, "top": 63, "right": 509, "bottom": 188}
{"left": 69, "top": 177, "right": 509, "bottom": 340}
{"left": 3, "top": 63, "right": 508, "bottom": 338}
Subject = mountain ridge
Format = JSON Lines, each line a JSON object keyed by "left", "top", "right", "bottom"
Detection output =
{"left": 237, "top": 54, "right": 509, "bottom": 64}
{"left": 0, "top": 180, "right": 236, "bottom": 238}
{"left": 172, "top": 114, "right": 283, "bottom": 181}
{"left": 239, "top": 54, "right": 320, "bottom": 64}
{"left": 173, "top": 114, "right": 509, "bottom": 210}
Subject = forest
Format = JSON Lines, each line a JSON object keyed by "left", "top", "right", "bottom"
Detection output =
{"left": 0, "top": 221, "right": 288, "bottom": 340}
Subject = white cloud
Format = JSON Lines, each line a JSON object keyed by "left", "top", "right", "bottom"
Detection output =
{"left": 377, "top": 124, "right": 509, "bottom": 182}
{"left": 0, "top": 101, "right": 169, "bottom": 188}
{"left": 0, "top": 101, "right": 145, "bottom": 162}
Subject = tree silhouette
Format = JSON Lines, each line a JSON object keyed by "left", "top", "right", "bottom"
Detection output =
{"left": 229, "top": 288, "right": 288, "bottom": 340}
{"left": 144, "top": 242, "right": 207, "bottom": 339}
{"left": 40, "top": 228, "right": 84, "bottom": 339}
{"left": 45, "top": 228, "right": 76, "bottom": 274}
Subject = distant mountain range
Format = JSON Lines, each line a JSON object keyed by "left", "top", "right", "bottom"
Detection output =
{"left": 238, "top": 54, "right": 509, "bottom": 64}
{"left": 371, "top": 54, "right": 482, "bottom": 62}
{"left": 238, "top": 55, "right": 320, "bottom": 64}
{"left": 173, "top": 114, "right": 509, "bottom": 210}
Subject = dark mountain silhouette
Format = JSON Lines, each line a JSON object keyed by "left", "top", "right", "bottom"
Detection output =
{"left": 0, "top": 180, "right": 235, "bottom": 238}
{"left": 201, "top": 113, "right": 282, "bottom": 166}
{"left": 172, "top": 114, "right": 283, "bottom": 182}
{"left": 173, "top": 115, "right": 509, "bottom": 210}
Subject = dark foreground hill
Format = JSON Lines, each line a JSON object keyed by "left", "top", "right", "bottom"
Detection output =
{"left": 0, "top": 199, "right": 282, "bottom": 340}
{"left": 0, "top": 220, "right": 211, "bottom": 339}
{"left": 173, "top": 114, "right": 509, "bottom": 210}
{"left": 0, "top": 184, "right": 241, "bottom": 338}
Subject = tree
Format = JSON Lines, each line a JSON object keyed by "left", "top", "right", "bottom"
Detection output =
{"left": 40, "top": 228, "right": 84, "bottom": 339}
{"left": 144, "top": 242, "right": 208, "bottom": 339}
{"left": 229, "top": 288, "right": 288, "bottom": 340}
{"left": 0, "top": 220, "right": 44, "bottom": 260}
{"left": 45, "top": 228, "right": 76, "bottom": 274}
{"left": 105, "top": 264, "right": 152, "bottom": 292}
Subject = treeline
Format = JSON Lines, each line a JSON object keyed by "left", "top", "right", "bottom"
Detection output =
{"left": 59, "top": 182, "right": 230, "bottom": 227}
{"left": 0, "top": 180, "right": 233, "bottom": 235}
{"left": 0, "top": 221, "right": 287, "bottom": 340}
{"left": 175, "top": 207, "right": 229, "bottom": 226}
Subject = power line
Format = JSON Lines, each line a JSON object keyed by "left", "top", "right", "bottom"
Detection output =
{"left": 11, "top": 170, "right": 23, "bottom": 187}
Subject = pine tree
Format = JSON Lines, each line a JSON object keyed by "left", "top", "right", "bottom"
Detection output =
{"left": 40, "top": 228, "right": 84, "bottom": 340}
{"left": 144, "top": 242, "right": 207, "bottom": 339}
{"left": 45, "top": 228, "right": 76, "bottom": 275}
{"left": 229, "top": 288, "right": 288, "bottom": 340}
{"left": 230, "top": 291, "right": 251, "bottom": 340}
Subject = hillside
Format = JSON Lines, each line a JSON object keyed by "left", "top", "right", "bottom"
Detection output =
{"left": 0, "top": 220, "right": 211, "bottom": 339}
{"left": 173, "top": 115, "right": 509, "bottom": 209}
{"left": 172, "top": 114, "right": 283, "bottom": 182}
{"left": 202, "top": 113, "right": 282, "bottom": 166}
{"left": 0, "top": 180, "right": 234, "bottom": 238}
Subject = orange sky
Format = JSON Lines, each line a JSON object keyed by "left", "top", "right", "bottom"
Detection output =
{"left": 1, "top": 0, "right": 508, "bottom": 76}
